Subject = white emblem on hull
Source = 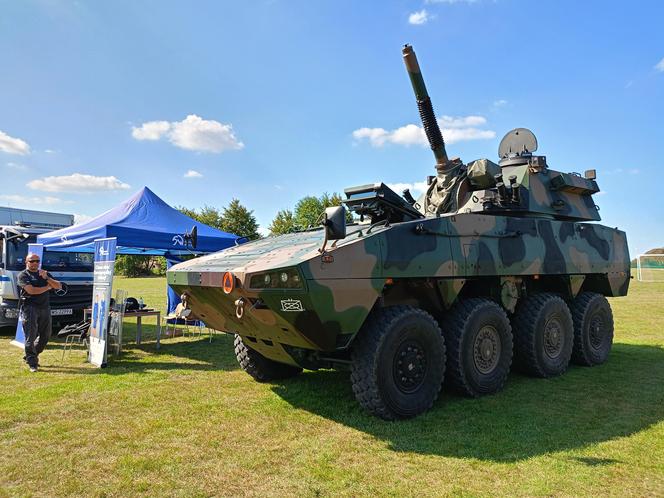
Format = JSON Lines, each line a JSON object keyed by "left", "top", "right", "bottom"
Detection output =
{"left": 280, "top": 299, "right": 304, "bottom": 312}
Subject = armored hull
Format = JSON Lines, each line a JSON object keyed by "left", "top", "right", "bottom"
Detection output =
{"left": 168, "top": 213, "right": 628, "bottom": 362}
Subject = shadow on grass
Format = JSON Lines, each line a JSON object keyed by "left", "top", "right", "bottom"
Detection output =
{"left": 41, "top": 333, "right": 239, "bottom": 375}
{"left": 270, "top": 343, "right": 664, "bottom": 462}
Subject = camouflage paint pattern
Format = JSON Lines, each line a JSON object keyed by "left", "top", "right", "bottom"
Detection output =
{"left": 168, "top": 211, "right": 629, "bottom": 365}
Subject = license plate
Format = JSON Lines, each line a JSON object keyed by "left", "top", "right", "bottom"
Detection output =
{"left": 51, "top": 308, "right": 73, "bottom": 316}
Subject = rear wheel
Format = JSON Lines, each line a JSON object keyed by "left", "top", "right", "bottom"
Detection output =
{"left": 442, "top": 298, "right": 513, "bottom": 397}
{"left": 233, "top": 334, "right": 302, "bottom": 382}
{"left": 351, "top": 306, "right": 446, "bottom": 420}
{"left": 570, "top": 292, "right": 614, "bottom": 366}
{"left": 512, "top": 293, "right": 573, "bottom": 377}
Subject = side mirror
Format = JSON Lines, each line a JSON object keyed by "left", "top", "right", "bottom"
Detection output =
{"left": 323, "top": 206, "right": 346, "bottom": 240}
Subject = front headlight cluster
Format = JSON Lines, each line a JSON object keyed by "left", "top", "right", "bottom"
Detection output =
{"left": 249, "top": 268, "right": 303, "bottom": 289}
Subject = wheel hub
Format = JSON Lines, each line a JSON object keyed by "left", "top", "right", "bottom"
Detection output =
{"left": 589, "top": 314, "right": 605, "bottom": 349}
{"left": 473, "top": 325, "right": 501, "bottom": 374}
{"left": 543, "top": 316, "right": 564, "bottom": 359}
{"left": 393, "top": 340, "right": 427, "bottom": 393}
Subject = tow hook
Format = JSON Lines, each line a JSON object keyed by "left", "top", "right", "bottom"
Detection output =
{"left": 234, "top": 297, "right": 245, "bottom": 319}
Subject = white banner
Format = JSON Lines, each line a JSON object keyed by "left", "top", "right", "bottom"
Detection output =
{"left": 89, "top": 238, "right": 117, "bottom": 367}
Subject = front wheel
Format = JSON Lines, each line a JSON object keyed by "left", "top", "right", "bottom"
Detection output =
{"left": 350, "top": 306, "right": 446, "bottom": 420}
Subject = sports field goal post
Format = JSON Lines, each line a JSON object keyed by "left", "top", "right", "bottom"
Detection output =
{"left": 636, "top": 253, "right": 664, "bottom": 282}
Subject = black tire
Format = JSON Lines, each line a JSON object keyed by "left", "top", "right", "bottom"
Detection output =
{"left": 350, "top": 306, "right": 446, "bottom": 420}
{"left": 512, "top": 293, "right": 574, "bottom": 378}
{"left": 570, "top": 292, "right": 614, "bottom": 366}
{"left": 233, "top": 334, "right": 302, "bottom": 382}
{"left": 442, "top": 298, "right": 513, "bottom": 397}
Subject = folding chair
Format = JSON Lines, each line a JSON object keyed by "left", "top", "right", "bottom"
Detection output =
{"left": 163, "top": 302, "right": 192, "bottom": 338}
{"left": 60, "top": 320, "right": 91, "bottom": 361}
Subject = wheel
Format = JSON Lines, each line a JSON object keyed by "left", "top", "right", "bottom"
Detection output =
{"left": 570, "top": 292, "right": 614, "bottom": 366}
{"left": 442, "top": 298, "right": 513, "bottom": 397}
{"left": 512, "top": 293, "right": 574, "bottom": 377}
{"left": 350, "top": 306, "right": 446, "bottom": 420}
{"left": 233, "top": 334, "right": 302, "bottom": 382}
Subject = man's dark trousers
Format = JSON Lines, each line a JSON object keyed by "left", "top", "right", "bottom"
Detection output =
{"left": 22, "top": 305, "right": 52, "bottom": 367}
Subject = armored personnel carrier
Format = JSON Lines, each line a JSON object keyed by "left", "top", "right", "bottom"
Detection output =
{"left": 167, "top": 45, "right": 629, "bottom": 420}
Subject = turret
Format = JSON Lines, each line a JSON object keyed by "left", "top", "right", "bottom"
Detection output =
{"left": 456, "top": 127, "right": 602, "bottom": 221}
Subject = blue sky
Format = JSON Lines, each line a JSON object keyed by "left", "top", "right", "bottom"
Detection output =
{"left": 1, "top": 0, "right": 662, "bottom": 255}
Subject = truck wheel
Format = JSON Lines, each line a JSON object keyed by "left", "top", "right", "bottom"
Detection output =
{"left": 350, "top": 306, "right": 446, "bottom": 420}
{"left": 442, "top": 298, "right": 513, "bottom": 397}
{"left": 570, "top": 292, "right": 614, "bottom": 366}
{"left": 513, "top": 293, "right": 574, "bottom": 377}
{"left": 233, "top": 334, "right": 302, "bottom": 382}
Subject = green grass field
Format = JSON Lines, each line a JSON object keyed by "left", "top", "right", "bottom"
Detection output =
{"left": 1, "top": 277, "right": 663, "bottom": 497}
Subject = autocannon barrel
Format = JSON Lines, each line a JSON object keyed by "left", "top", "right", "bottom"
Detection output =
{"left": 402, "top": 44, "right": 449, "bottom": 167}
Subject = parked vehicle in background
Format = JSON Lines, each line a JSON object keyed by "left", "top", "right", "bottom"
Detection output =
{"left": 0, "top": 207, "right": 93, "bottom": 329}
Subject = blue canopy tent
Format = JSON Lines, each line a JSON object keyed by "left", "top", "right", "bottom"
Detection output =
{"left": 37, "top": 186, "right": 238, "bottom": 255}
{"left": 37, "top": 186, "right": 239, "bottom": 317}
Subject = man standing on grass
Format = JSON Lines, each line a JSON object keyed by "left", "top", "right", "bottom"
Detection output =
{"left": 17, "top": 253, "right": 62, "bottom": 372}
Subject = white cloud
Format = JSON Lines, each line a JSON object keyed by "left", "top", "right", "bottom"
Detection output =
{"left": 73, "top": 213, "right": 94, "bottom": 224}
{"left": 493, "top": 99, "right": 508, "bottom": 107}
{"left": 132, "top": 115, "right": 244, "bottom": 153}
{"left": 0, "top": 194, "right": 71, "bottom": 206}
{"left": 352, "top": 115, "right": 495, "bottom": 148}
{"left": 409, "top": 9, "right": 430, "bottom": 25}
{"left": 386, "top": 181, "right": 429, "bottom": 197}
{"left": 184, "top": 169, "right": 203, "bottom": 178}
{"left": 44, "top": 149, "right": 57, "bottom": 154}
{"left": 27, "top": 173, "right": 131, "bottom": 193}
{"left": 131, "top": 120, "right": 171, "bottom": 140}
{"left": 0, "top": 130, "right": 30, "bottom": 155}
{"left": 655, "top": 57, "right": 664, "bottom": 72}
{"left": 5, "top": 162, "right": 27, "bottom": 171}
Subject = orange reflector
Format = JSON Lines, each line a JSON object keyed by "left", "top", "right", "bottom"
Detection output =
{"left": 385, "top": 278, "right": 394, "bottom": 285}
{"left": 222, "top": 272, "right": 235, "bottom": 294}
{"left": 533, "top": 274, "right": 540, "bottom": 280}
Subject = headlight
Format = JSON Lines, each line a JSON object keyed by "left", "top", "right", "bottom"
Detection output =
{"left": 249, "top": 268, "right": 303, "bottom": 289}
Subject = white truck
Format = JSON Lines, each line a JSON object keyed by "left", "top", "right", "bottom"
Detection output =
{"left": 0, "top": 207, "right": 94, "bottom": 330}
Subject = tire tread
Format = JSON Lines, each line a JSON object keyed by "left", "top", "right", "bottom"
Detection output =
{"left": 443, "top": 298, "right": 513, "bottom": 397}
{"left": 350, "top": 306, "right": 445, "bottom": 420}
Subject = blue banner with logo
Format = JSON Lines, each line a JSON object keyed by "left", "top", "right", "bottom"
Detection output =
{"left": 89, "top": 238, "right": 117, "bottom": 367}
{"left": 11, "top": 244, "right": 44, "bottom": 349}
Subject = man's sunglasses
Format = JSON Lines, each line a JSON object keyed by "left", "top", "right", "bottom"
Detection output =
{"left": 27, "top": 259, "right": 40, "bottom": 263}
